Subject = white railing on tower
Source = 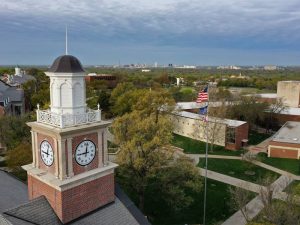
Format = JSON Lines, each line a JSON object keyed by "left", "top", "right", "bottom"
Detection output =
{"left": 36, "top": 107, "right": 101, "bottom": 128}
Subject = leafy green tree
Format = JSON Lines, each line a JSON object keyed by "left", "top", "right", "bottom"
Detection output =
{"left": 0, "top": 115, "right": 32, "bottom": 150}
{"left": 112, "top": 89, "right": 202, "bottom": 213}
{"left": 6, "top": 141, "right": 32, "bottom": 181}
{"left": 6, "top": 141, "right": 32, "bottom": 170}
{"left": 227, "top": 96, "right": 268, "bottom": 130}
{"left": 109, "top": 82, "right": 144, "bottom": 116}
{"left": 23, "top": 70, "right": 50, "bottom": 110}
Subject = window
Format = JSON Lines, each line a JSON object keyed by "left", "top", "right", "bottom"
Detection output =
{"left": 226, "top": 127, "right": 235, "bottom": 143}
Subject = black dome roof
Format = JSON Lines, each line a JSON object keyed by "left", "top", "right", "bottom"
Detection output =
{"left": 48, "top": 55, "right": 85, "bottom": 73}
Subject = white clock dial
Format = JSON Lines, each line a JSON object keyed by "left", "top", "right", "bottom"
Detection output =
{"left": 40, "top": 140, "right": 54, "bottom": 166}
{"left": 75, "top": 140, "right": 96, "bottom": 166}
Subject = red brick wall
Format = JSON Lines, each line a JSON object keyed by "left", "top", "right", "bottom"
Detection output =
{"left": 0, "top": 106, "right": 5, "bottom": 116}
{"left": 269, "top": 147, "right": 299, "bottom": 159}
{"left": 72, "top": 132, "right": 99, "bottom": 175}
{"left": 28, "top": 173, "right": 115, "bottom": 224}
{"left": 235, "top": 123, "right": 249, "bottom": 150}
{"left": 37, "top": 133, "right": 56, "bottom": 175}
{"left": 269, "top": 141, "right": 300, "bottom": 148}
{"left": 225, "top": 123, "right": 249, "bottom": 150}
{"left": 274, "top": 114, "right": 300, "bottom": 125}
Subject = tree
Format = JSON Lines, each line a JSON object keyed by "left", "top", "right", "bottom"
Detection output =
{"left": 227, "top": 96, "right": 268, "bottom": 130}
{"left": 264, "top": 98, "right": 286, "bottom": 132}
{"left": 207, "top": 100, "right": 229, "bottom": 152}
{"left": 112, "top": 88, "right": 202, "bottom": 213}
{"left": 229, "top": 186, "right": 253, "bottom": 222}
{"left": 255, "top": 176, "right": 300, "bottom": 225}
{"left": 0, "top": 115, "right": 32, "bottom": 150}
{"left": 110, "top": 82, "right": 140, "bottom": 116}
{"left": 6, "top": 141, "right": 32, "bottom": 170}
{"left": 6, "top": 141, "right": 32, "bottom": 181}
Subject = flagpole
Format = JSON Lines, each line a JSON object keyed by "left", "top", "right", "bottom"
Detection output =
{"left": 203, "top": 84, "right": 209, "bottom": 225}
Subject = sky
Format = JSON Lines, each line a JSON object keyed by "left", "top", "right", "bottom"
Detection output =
{"left": 0, "top": 0, "right": 300, "bottom": 66}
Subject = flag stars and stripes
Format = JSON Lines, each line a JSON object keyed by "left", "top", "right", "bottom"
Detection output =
{"left": 196, "top": 86, "right": 208, "bottom": 103}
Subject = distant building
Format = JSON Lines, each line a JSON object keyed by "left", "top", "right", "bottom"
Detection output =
{"left": 268, "top": 121, "right": 300, "bottom": 159}
{"left": 264, "top": 65, "right": 277, "bottom": 71}
{"left": 0, "top": 80, "right": 24, "bottom": 116}
{"left": 277, "top": 81, "right": 300, "bottom": 108}
{"left": 176, "top": 77, "right": 184, "bottom": 86}
{"left": 85, "top": 73, "right": 117, "bottom": 88}
{"left": 217, "top": 65, "right": 241, "bottom": 70}
{"left": 141, "top": 69, "right": 151, "bottom": 72}
{"left": 1, "top": 66, "right": 35, "bottom": 88}
{"left": 251, "top": 81, "right": 300, "bottom": 125}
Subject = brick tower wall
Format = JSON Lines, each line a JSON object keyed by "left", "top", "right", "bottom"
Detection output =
{"left": 27, "top": 173, "right": 115, "bottom": 224}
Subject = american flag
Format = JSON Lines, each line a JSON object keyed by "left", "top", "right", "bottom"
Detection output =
{"left": 196, "top": 86, "right": 208, "bottom": 103}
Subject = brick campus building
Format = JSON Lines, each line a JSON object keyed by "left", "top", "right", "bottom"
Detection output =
{"left": 268, "top": 121, "right": 300, "bottom": 159}
{"left": 172, "top": 102, "right": 249, "bottom": 150}
{"left": 0, "top": 54, "right": 150, "bottom": 225}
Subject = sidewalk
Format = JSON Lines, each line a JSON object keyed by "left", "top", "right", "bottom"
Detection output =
{"left": 198, "top": 168, "right": 262, "bottom": 193}
{"left": 186, "top": 154, "right": 242, "bottom": 165}
{"left": 251, "top": 160, "right": 300, "bottom": 180}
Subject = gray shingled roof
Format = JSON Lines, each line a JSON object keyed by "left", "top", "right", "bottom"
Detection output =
{"left": 48, "top": 55, "right": 85, "bottom": 73}
{"left": 0, "top": 171, "right": 150, "bottom": 225}
{"left": 4, "top": 196, "right": 62, "bottom": 225}
{"left": 0, "top": 80, "right": 23, "bottom": 102}
{"left": 8, "top": 74, "right": 35, "bottom": 86}
{"left": 0, "top": 171, "right": 28, "bottom": 213}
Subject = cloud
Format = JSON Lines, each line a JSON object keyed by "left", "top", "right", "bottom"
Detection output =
{"left": 1, "top": 0, "right": 300, "bottom": 65}
{"left": 1, "top": 0, "right": 300, "bottom": 38}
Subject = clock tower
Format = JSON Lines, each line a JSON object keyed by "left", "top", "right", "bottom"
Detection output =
{"left": 22, "top": 55, "right": 118, "bottom": 224}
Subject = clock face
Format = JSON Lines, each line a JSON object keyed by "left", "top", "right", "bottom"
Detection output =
{"left": 40, "top": 140, "right": 54, "bottom": 166}
{"left": 75, "top": 140, "right": 96, "bottom": 166}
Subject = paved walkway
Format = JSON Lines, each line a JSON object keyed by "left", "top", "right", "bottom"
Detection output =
{"left": 186, "top": 154, "right": 242, "bottom": 165}
{"left": 198, "top": 168, "right": 262, "bottom": 193}
{"left": 222, "top": 195, "right": 263, "bottom": 225}
{"left": 246, "top": 134, "right": 273, "bottom": 154}
{"left": 250, "top": 160, "right": 300, "bottom": 180}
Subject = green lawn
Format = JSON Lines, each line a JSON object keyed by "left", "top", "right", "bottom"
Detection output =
{"left": 171, "top": 133, "right": 244, "bottom": 156}
{"left": 284, "top": 180, "right": 300, "bottom": 195}
{"left": 257, "top": 152, "right": 300, "bottom": 175}
{"left": 249, "top": 199, "right": 300, "bottom": 225}
{"left": 248, "top": 131, "right": 272, "bottom": 145}
{"left": 198, "top": 158, "right": 280, "bottom": 185}
{"left": 144, "top": 179, "right": 256, "bottom": 225}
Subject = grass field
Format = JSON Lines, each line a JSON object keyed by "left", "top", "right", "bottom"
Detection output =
{"left": 284, "top": 180, "right": 300, "bottom": 195}
{"left": 198, "top": 158, "right": 280, "bottom": 184}
{"left": 171, "top": 133, "right": 244, "bottom": 156}
{"left": 144, "top": 179, "right": 256, "bottom": 225}
{"left": 250, "top": 199, "right": 300, "bottom": 225}
{"left": 257, "top": 152, "right": 300, "bottom": 175}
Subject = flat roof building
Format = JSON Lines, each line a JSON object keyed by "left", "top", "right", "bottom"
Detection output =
{"left": 172, "top": 103, "right": 249, "bottom": 151}
{"left": 268, "top": 121, "right": 300, "bottom": 159}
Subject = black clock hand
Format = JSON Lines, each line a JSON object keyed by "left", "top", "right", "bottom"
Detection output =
{"left": 42, "top": 150, "right": 49, "bottom": 156}
{"left": 77, "top": 151, "right": 89, "bottom": 156}
{"left": 84, "top": 145, "right": 88, "bottom": 157}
